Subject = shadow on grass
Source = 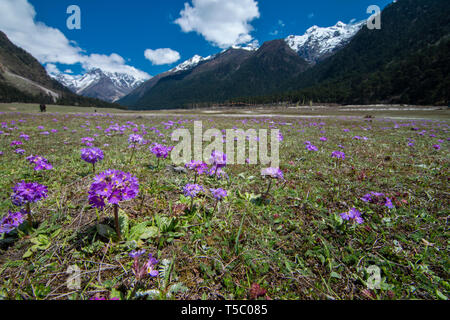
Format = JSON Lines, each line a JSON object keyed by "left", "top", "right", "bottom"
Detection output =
{"left": 74, "top": 217, "right": 116, "bottom": 250}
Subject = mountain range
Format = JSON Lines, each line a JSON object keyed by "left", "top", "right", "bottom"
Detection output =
{"left": 118, "top": 0, "right": 449, "bottom": 109}
{"left": 119, "top": 20, "right": 363, "bottom": 109}
{"left": 51, "top": 68, "right": 146, "bottom": 103}
{"left": 1, "top": 0, "right": 448, "bottom": 109}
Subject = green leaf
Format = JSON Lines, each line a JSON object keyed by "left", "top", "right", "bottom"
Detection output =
{"left": 436, "top": 289, "right": 448, "bottom": 300}
{"left": 330, "top": 271, "right": 342, "bottom": 279}
{"left": 128, "top": 222, "right": 158, "bottom": 241}
{"left": 118, "top": 209, "right": 129, "bottom": 238}
{"left": 139, "top": 226, "right": 158, "bottom": 240}
{"left": 97, "top": 224, "right": 116, "bottom": 239}
{"left": 23, "top": 248, "right": 34, "bottom": 258}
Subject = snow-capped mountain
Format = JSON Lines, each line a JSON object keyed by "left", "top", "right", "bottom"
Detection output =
{"left": 169, "top": 55, "right": 213, "bottom": 73}
{"left": 52, "top": 68, "right": 148, "bottom": 102}
{"left": 285, "top": 21, "right": 365, "bottom": 63}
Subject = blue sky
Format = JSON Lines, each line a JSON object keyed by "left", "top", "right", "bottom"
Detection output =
{"left": 0, "top": 0, "right": 393, "bottom": 79}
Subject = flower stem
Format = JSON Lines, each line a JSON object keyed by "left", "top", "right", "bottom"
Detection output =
{"left": 26, "top": 203, "right": 32, "bottom": 226}
{"left": 129, "top": 144, "right": 136, "bottom": 163}
{"left": 263, "top": 179, "right": 272, "bottom": 199}
{"left": 189, "top": 197, "right": 194, "bottom": 213}
{"left": 113, "top": 204, "right": 121, "bottom": 241}
{"left": 212, "top": 200, "right": 219, "bottom": 215}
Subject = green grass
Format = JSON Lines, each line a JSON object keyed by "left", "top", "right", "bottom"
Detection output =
{"left": 0, "top": 109, "right": 448, "bottom": 300}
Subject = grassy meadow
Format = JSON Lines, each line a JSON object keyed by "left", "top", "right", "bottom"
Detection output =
{"left": 0, "top": 106, "right": 448, "bottom": 300}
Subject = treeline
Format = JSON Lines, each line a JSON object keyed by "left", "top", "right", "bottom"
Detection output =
{"left": 0, "top": 82, "right": 127, "bottom": 109}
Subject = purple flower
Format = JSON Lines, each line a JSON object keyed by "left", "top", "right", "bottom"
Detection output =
{"left": 361, "top": 192, "right": 395, "bottom": 209}
{"left": 320, "top": 137, "right": 327, "bottom": 142}
{"left": 11, "top": 181, "right": 48, "bottom": 206}
{"left": 306, "top": 144, "right": 318, "bottom": 151}
{"left": 183, "top": 184, "right": 204, "bottom": 198}
{"left": 130, "top": 251, "right": 158, "bottom": 280}
{"left": 331, "top": 151, "right": 346, "bottom": 160}
{"left": 10, "top": 140, "right": 23, "bottom": 147}
{"left": 26, "top": 155, "right": 53, "bottom": 171}
{"left": 88, "top": 170, "right": 139, "bottom": 209}
{"left": 150, "top": 143, "right": 170, "bottom": 159}
{"left": 129, "top": 249, "right": 146, "bottom": 259}
{"left": 384, "top": 197, "right": 394, "bottom": 209}
{"left": 81, "top": 148, "right": 104, "bottom": 164}
{"left": 0, "top": 211, "right": 26, "bottom": 234}
{"left": 207, "top": 166, "right": 228, "bottom": 179}
{"left": 340, "top": 208, "right": 364, "bottom": 224}
{"left": 146, "top": 253, "right": 159, "bottom": 277}
{"left": 128, "top": 134, "right": 143, "bottom": 145}
{"left": 209, "top": 150, "right": 227, "bottom": 168}
{"left": 210, "top": 188, "right": 227, "bottom": 201}
{"left": 185, "top": 160, "right": 208, "bottom": 175}
{"left": 81, "top": 137, "right": 95, "bottom": 146}
{"left": 15, "top": 148, "right": 25, "bottom": 155}
{"left": 278, "top": 132, "right": 284, "bottom": 142}
{"left": 432, "top": 144, "right": 441, "bottom": 150}
{"left": 261, "top": 167, "right": 284, "bottom": 179}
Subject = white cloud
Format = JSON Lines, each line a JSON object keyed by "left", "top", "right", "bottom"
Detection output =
{"left": 175, "top": 0, "right": 260, "bottom": 49}
{"left": 45, "top": 63, "right": 61, "bottom": 76}
{"left": 144, "top": 48, "right": 181, "bottom": 65}
{"left": 0, "top": 0, "right": 151, "bottom": 80}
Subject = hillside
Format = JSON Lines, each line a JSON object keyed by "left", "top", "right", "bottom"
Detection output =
{"left": 0, "top": 31, "right": 122, "bottom": 108}
{"left": 121, "top": 41, "right": 308, "bottom": 109}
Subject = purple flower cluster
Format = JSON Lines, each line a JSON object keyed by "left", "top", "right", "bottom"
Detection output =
{"left": 88, "top": 170, "right": 139, "bottom": 209}
{"left": 209, "top": 150, "right": 227, "bottom": 169}
{"left": 129, "top": 250, "right": 159, "bottom": 280}
{"left": 0, "top": 211, "right": 25, "bottom": 234}
{"left": 183, "top": 184, "right": 204, "bottom": 198}
{"left": 261, "top": 167, "right": 284, "bottom": 179}
{"left": 128, "top": 134, "right": 143, "bottom": 145}
{"left": 81, "top": 137, "right": 95, "bottom": 146}
{"left": 81, "top": 148, "right": 104, "bottom": 164}
{"left": 150, "top": 143, "right": 170, "bottom": 159}
{"left": 26, "top": 155, "right": 53, "bottom": 171}
{"left": 340, "top": 208, "right": 364, "bottom": 224}
{"left": 331, "top": 151, "right": 346, "bottom": 160}
{"left": 306, "top": 144, "right": 318, "bottom": 151}
{"left": 11, "top": 181, "right": 48, "bottom": 206}
{"left": 361, "top": 192, "right": 394, "bottom": 209}
{"left": 210, "top": 188, "right": 227, "bottom": 201}
{"left": 185, "top": 160, "right": 208, "bottom": 175}
{"left": 10, "top": 140, "right": 23, "bottom": 147}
